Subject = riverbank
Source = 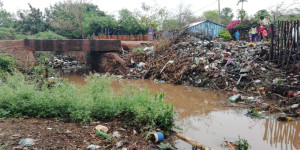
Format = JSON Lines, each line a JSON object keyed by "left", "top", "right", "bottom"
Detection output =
{"left": 0, "top": 118, "right": 177, "bottom": 149}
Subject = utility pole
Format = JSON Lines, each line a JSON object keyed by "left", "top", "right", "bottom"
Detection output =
{"left": 218, "top": 0, "right": 221, "bottom": 24}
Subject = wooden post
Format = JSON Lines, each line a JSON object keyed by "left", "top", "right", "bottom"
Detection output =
{"left": 175, "top": 133, "right": 214, "bottom": 150}
{"left": 270, "top": 24, "right": 274, "bottom": 60}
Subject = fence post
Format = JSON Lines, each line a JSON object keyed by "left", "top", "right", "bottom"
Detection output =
{"left": 270, "top": 24, "right": 274, "bottom": 60}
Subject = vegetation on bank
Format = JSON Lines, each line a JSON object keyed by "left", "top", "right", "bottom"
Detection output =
{"left": 0, "top": 55, "right": 176, "bottom": 132}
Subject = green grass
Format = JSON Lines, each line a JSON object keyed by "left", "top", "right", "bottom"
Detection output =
{"left": 131, "top": 47, "right": 144, "bottom": 52}
{"left": 0, "top": 72, "right": 175, "bottom": 131}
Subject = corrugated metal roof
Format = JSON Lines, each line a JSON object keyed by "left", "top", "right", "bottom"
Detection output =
{"left": 188, "top": 20, "right": 223, "bottom": 28}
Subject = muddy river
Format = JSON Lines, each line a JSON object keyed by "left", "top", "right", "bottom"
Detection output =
{"left": 63, "top": 74, "right": 299, "bottom": 150}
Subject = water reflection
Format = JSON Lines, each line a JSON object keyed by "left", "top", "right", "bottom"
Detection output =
{"left": 264, "top": 119, "right": 299, "bottom": 150}
{"left": 62, "top": 74, "right": 299, "bottom": 150}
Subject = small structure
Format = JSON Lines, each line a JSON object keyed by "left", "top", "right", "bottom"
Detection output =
{"left": 188, "top": 20, "right": 224, "bottom": 37}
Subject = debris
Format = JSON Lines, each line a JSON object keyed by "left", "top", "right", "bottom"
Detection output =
{"left": 112, "top": 131, "right": 121, "bottom": 138}
{"left": 228, "top": 94, "right": 241, "bottom": 102}
{"left": 19, "top": 138, "right": 35, "bottom": 146}
{"left": 146, "top": 132, "right": 164, "bottom": 143}
{"left": 86, "top": 144, "right": 100, "bottom": 150}
{"left": 116, "top": 141, "right": 124, "bottom": 148}
{"left": 158, "top": 143, "right": 176, "bottom": 150}
{"left": 65, "top": 130, "right": 72, "bottom": 134}
{"left": 291, "top": 104, "right": 299, "bottom": 109}
{"left": 95, "top": 125, "right": 109, "bottom": 133}
{"left": 175, "top": 133, "right": 214, "bottom": 150}
{"left": 277, "top": 117, "right": 293, "bottom": 121}
{"left": 96, "top": 130, "right": 111, "bottom": 139}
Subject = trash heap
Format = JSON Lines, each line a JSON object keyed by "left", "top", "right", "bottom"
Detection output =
{"left": 127, "top": 32, "right": 299, "bottom": 117}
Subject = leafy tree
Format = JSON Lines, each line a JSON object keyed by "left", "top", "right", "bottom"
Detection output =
{"left": 118, "top": 9, "right": 142, "bottom": 34}
{"left": 48, "top": 0, "right": 87, "bottom": 39}
{"left": 237, "top": 9, "right": 247, "bottom": 21}
{"left": 16, "top": 3, "right": 48, "bottom": 34}
{"left": 221, "top": 7, "right": 234, "bottom": 25}
{"left": 202, "top": 10, "right": 219, "bottom": 23}
{"left": 162, "top": 19, "right": 179, "bottom": 30}
{"left": 0, "top": 0, "right": 14, "bottom": 27}
{"left": 254, "top": 9, "right": 270, "bottom": 22}
{"left": 83, "top": 15, "right": 117, "bottom": 36}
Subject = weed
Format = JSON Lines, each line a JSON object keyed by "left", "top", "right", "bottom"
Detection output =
{"left": 131, "top": 47, "right": 144, "bottom": 52}
{"left": 0, "top": 72, "right": 176, "bottom": 131}
{"left": 249, "top": 109, "right": 261, "bottom": 117}
{"left": 235, "top": 137, "right": 250, "bottom": 150}
{"left": 0, "top": 55, "right": 18, "bottom": 77}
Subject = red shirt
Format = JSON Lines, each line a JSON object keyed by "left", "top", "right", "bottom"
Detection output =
{"left": 260, "top": 26, "right": 264, "bottom": 33}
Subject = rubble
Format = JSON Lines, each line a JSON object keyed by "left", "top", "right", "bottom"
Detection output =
{"left": 126, "top": 31, "right": 300, "bottom": 117}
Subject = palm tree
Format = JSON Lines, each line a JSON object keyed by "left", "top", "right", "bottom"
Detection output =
{"left": 237, "top": 0, "right": 248, "bottom": 10}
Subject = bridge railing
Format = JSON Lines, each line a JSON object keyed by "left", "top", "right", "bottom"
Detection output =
{"left": 93, "top": 35, "right": 149, "bottom": 41}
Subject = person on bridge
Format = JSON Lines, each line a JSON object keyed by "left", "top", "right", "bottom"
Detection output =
{"left": 148, "top": 26, "right": 154, "bottom": 41}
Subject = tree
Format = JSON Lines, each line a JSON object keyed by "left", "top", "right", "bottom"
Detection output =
{"left": 268, "top": 1, "right": 300, "bottom": 23}
{"left": 175, "top": 3, "right": 198, "bottom": 27}
{"left": 118, "top": 9, "right": 141, "bottom": 34}
{"left": 237, "top": 0, "right": 248, "bottom": 10}
{"left": 253, "top": 9, "right": 270, "bottom": 23}
{"left": 16, "top": 3, "right": 48, "bottom": 34}
{"left": 220, "top": 7, "right": 234, "bottom": 25}
{"left": 49, "top": 0, "right": 87, "bottom": 39}
{"left": 237, "top": 9, "right": 247, "bottom": 21}
{"left": 0, "top": 0, "right": 14, "bottom": 27}
{"left": 202, "top": 10, "right": 219, "bottom": 23}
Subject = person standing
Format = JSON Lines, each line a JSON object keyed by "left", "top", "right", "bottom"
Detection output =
{"left": 259, "top": 25, "right": 264, "bottom": 41}
{"left": 262, "top": 29, "right": 268, "bottom": 41}
{"left": 148, "top": 26, "right": 154, "bottom": 41}
{"left": 251, "top": 26, "right": 256, "bottom": 42}
{"left": 235, "top": 30, "right": 240, "bottom": 41}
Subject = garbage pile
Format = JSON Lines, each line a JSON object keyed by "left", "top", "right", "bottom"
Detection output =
{"left": 127, "top": 32, "right": 300, "bottom": 117}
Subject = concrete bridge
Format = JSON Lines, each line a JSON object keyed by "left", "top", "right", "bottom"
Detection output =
{"left": 0, "top": 39, "right": 122, "bottom": 67}
{"left": 23, "top": 39, "right": 122, "bottom": 52}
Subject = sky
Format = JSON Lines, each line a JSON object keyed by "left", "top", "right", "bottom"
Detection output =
{"left": 1, "top": 0, "right": 299, "bottom": 19}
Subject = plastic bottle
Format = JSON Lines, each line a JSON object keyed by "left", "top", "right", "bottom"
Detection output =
{"left": 96, "top": 130, "right": 111, "bottom": 139}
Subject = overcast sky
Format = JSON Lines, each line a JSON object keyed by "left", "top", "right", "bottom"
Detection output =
{"left": 1, "top": 0, "right": 299, "bottom": 19}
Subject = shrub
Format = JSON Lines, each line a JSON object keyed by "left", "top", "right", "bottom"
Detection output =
{"left": 33, "top": 31, "right": 66, "bottom": 39}
{"left": 0, "top": 55, "right": 18, "bottom": 76}
{"left": 0, "top": 72, "right": 176, "bottom": 131}
{"left": 0, "top": 27, "right": 16, "bottom": 40}
{"left": 219, "top": 29, "right": 232, "bottom": 41}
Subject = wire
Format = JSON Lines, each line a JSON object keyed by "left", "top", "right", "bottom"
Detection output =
{"left": 193, "top": 0, "right": 218, "bottom": 14}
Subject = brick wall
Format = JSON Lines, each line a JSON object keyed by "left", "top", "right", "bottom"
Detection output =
{"left": 0, "top": 40, "right": 35, "bottom": 66}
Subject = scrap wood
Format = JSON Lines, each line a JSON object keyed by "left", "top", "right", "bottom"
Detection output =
{"left": 175, "top": 133, "right": 214, "bottom": 150}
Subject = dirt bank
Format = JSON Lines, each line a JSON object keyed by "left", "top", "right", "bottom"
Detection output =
{"left": 0, "top": 118, "right": 175, "bottom": 150}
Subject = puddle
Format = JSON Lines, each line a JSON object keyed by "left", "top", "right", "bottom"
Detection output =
{"left": 63, "top": 74, "right": 300, "bottom": 150}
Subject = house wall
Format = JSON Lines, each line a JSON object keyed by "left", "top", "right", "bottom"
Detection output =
{"left": 188, "top": 21, "right": 223, "bottom": 37}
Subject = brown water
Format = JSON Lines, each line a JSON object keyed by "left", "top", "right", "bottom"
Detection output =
{"left": 63, "top": 75, "right": 300, "bottom": 150}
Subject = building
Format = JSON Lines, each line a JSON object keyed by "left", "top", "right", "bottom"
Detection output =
{"left": 188, "top": 20, "right": 224, "bottom": 37}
